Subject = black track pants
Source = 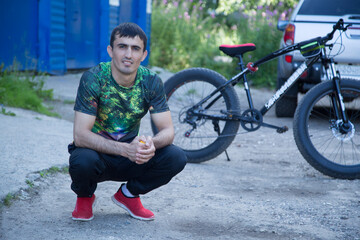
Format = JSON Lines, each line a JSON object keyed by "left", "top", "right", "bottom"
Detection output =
{"left": 68, "top": 144, "right": 187, "bottom": 197}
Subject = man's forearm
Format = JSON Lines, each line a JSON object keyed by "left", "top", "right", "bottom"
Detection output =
{"left": 152, "top": 127, "right": 174, "bottom": 149}
{"left": 74, "top": 131, "right": 128, "bottom": 157}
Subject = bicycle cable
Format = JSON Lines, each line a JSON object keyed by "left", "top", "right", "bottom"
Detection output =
{"left": 328, "top": 29, "right": 345, "bottom": 58}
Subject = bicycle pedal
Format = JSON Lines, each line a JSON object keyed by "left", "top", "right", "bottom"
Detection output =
{"left": 276, "top": 126, "right": 288, "bottom": 133}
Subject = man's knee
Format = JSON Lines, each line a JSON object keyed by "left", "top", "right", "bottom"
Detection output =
{"left": 69, "top": 148, "right": 104, "bottom": 176}
{"left": 160, "top": 145, "right": 187, "bottom": 174}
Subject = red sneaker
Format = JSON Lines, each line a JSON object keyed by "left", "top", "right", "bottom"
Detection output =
{"left": 72, "top": 194, "right": 96, "bottom": 221}
{"left": 111, "top": 187, "right": 155, "bottom": 221}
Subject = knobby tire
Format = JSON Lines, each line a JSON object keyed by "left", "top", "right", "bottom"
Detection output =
{"left": 152, "top": 68, "right": 240, "bottom": 163}
{"left": 294, "top": 79, "right": 360, "bottom": 179}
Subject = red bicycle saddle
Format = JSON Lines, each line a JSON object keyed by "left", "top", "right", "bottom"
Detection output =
{"left": 219, "top": 43, "right": 256, "bottom": 57}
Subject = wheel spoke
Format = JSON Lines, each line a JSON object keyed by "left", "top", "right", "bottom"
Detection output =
{"left": 304, "top": 83, "right": 360, "bottom": 167}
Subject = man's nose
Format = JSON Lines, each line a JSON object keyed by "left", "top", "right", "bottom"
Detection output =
{"left": 125, "top": 47, "right": 132, "bottom": 58}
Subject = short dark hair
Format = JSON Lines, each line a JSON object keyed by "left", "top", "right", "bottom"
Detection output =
{"left": 110, "top": 22, "right": 147, "bottom": 51}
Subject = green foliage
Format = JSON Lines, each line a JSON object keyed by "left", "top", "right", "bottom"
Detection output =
{"left": 63, "top": 99, "right": 75, "bottom": 105}
{"left": 150, "top": 1, "right": 227, "bottom": 72}
{"left": 3, "top": 193, "right": 16, "bottom": 207}
{"left": 1, "top": 106, "right": 16, "bottom": 116}
{"left": 25, "top": 180, "right": 34, "bottom": 188}
{"left": 230, "top": 12, "right": 283, "bottom": 87}
{"left": 150, "top": 0, "right": 294, "bottom": 87}
{"left": 217, "top": 0, "right": 298, "bottom": 15}
{"left": 39, "top": 166, "right": 69, "bottom": 178}
{"left": 0, "top": 64, "right": 58, "bottom": 116}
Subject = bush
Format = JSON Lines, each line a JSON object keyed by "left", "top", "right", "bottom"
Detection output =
{"left": 150, "top": 0, "right": 234, "bottom": 75}
{"left": 231, "top": 9, "right": 283, "bottom": 87}
{"left": 150, "top": 0, "right": 291, "bottom": 87}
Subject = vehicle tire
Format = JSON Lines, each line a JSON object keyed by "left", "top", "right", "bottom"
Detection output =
{"left": 293, "top": 79, "right": 360, "bottom": 179}
{"left": 275, "top": 77, "right": 298, "bottom": 118}
{"left": 152, "top": 68, "right": 240, "bottom": 163}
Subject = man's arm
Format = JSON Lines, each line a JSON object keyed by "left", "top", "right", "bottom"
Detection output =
{"left": 73, "top": 111, "right": 148, "bottom": 162}
{"left": 150, "top": 111, "right": 174, "bottom": 149}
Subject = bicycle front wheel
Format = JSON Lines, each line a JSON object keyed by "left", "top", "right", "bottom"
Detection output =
{"left": 294, "top": 79, "right": 360, "bottom": 179}
{"left": 156, "top": 68, "right": 240, "bottom": 163}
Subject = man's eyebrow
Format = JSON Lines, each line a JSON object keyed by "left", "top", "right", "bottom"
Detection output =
{"left": 117, "top": 43, "right": 141, "bottom": 48}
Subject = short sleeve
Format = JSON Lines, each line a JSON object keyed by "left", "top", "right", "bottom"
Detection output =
{"left": 74, "top": 71, "right": 101, "bottom": 116}
{"left": 149, "top": 75, "right": 169, "bottom": 114}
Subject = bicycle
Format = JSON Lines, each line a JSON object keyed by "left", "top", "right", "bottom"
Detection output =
{"left": 152, "top": 19, "right": 360, "bottom": 180}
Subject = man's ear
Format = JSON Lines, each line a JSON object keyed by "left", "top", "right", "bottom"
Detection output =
{"left": 141, "top": 50, "right": 148, "bottom": 62}
{"left": 107, "top": 45, "right": 113, "bottom": 58}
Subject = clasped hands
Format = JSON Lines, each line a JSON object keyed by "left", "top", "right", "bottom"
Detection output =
{"left": 127, "top": 136, "right": 155, "bottom": 164}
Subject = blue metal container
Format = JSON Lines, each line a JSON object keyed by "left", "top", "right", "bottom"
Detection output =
{"left": 0, "top": 0, "right": 151, "bottom": 74}
{"left": 0, "top": 0, "right": 39, "bottom": 71}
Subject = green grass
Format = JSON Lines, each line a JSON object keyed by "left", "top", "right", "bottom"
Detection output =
{"left": 1, "top": 165, "right": 69, "bottom": 208}
{"left": 25, "top": 180, "right": 34, "bottom": 188}
{"left": 3, "top": 193, "right": 16, "bottom": 207}
{"left": 39, "top": 166, "right": 69, "bottom": 178}
{"left": 0, "top": 64, "right": 58, "bottom": 116}
{"left": 63, "top": 99, "right": 75, "bottom": 105}
{"left": 1, "top": 106, "right": 16, "bottom": 116}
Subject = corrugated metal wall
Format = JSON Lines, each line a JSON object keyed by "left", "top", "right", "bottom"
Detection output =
{"left": 0, "top": 0, "right": 39, "bottom": 70}
{"left": 0, "top": 0, "right": 151, "bottom": 74}
{"left": 109, "top": 4, "right": 120, "bottom": 37}
{"left": 50, "top": 0, "right": 66, "bottom": 73}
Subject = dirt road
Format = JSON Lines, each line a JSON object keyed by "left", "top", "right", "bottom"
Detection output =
{"left": 1, "top": 76, "right": 359, "bottom": 240}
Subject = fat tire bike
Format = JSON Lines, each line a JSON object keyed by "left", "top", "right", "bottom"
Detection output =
{"left": 152, "top": 19, "right": 360, "bottom": 180}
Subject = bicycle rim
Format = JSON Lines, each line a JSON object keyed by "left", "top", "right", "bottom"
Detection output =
{"left": 169, "top": 80, "right": 228, "bottom": 149}
{"left": 296, "top": 80, "right": 360, "bottom": 178}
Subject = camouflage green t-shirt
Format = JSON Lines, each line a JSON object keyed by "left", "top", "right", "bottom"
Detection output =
{"left": 74, "top": 62, "right": 169, "bottom": 142}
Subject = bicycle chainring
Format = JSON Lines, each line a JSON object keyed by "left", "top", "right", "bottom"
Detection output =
{"left": 240, "top": 109, "right": 263, "bottom": 132}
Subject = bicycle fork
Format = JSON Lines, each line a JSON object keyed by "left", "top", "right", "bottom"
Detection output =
{"left": 327, "top": 59, "right": 352, "bottom": 135}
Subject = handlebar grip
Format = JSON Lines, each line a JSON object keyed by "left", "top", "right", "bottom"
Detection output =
{"left": 324, "top": 18, "right": 344, "bottom": 42}
{"left": 333, "top": 18, "right": 344, "bottom": 30}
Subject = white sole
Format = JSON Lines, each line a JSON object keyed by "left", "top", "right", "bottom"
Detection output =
{"left": 72, "top": 216, "right": 94, "bottom": 221}
{"left": 111, "top": 195, "right": 155, "bottom": 221}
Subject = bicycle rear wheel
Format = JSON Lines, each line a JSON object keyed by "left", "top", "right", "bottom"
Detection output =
{"left": 294, "top": 79, "right": 360, "bottom": 179}
{"left": 153, "top": 68, "right": 240, "bottom": 163}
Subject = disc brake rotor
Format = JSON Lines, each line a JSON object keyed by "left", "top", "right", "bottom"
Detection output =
{"left": 331, "top": 120, "right": 355, "bottom": 142}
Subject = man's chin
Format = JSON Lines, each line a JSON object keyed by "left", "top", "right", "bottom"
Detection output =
{"left": 119, "top": 67, "right": 136, "bottom": 75}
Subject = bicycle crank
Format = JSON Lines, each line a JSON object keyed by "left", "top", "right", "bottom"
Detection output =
{"left": 240, "top": 109, "right": 263, "bottom": 132}
{"left": 240, "top": 109, "right": 288, "bottom": 133}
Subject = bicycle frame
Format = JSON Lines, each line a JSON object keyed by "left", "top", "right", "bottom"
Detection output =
{"left": 189, "top": 46, "right": 318, "bottom": 118}
{"left": 188, "top": 40, "right": 348, "bottom": 129}
{"left": 259, "top": 56, "right": 319, "bottom": 116}
{"left": 186, "top": 18, "right": 352, "bottom": 131}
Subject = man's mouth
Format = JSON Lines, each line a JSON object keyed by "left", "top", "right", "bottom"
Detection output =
{"left": 122, "top": 59, "right": 133, "bottom": 66}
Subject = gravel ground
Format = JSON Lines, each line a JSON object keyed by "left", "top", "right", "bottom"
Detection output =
{"left": 1, "top": 70, "right": 360, "bottom": 240}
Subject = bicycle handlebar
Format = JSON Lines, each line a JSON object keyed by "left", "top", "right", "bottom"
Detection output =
{"left": 250, "top": 18, "right": 350, "bottom": 69}
{"left": 321, "top": 18, "right": 344, "bottom": 43}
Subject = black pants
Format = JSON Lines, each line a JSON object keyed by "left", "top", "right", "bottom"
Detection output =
{"left": 68, "top": 144, "right": 187, "bottom": 197}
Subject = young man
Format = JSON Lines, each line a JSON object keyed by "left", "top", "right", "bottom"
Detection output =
{"left": 68, "top": 22, "right": 187, "bottom": 221}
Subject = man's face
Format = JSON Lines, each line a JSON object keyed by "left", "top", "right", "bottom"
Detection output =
{"left": 107, "top": 35, "right": 147, "bottom": 77}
